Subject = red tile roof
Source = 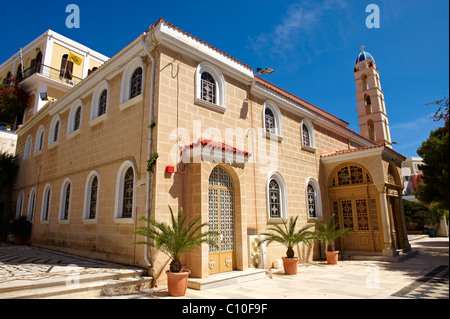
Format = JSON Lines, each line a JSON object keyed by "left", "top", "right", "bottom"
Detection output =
{"left": 321, "top": 143, "right": 406, "bottom": 160}
{"left": 183, "top": 138, "right": 251, "bottom": 157}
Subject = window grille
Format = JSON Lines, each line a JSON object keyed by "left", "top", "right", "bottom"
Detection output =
{"left": 201, "top": 72, "right": 216, "bottom": 104}
{"left": 269, "top": 179, "right": 281, "bottom": 218}
{"left": 130, "top": 67, "right": 142, "bottom": 99}
{"left": 89, "top": 176, "right": 98, "bottom": 219}
{"left": 98, "top": 90, "right": 107, "bottom": 116}
{"left": 122, "top": 168, "right": 134, "bottom": 218}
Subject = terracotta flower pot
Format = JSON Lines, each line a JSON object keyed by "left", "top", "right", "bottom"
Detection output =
{"left": 325, "top": 251, "right": 339, "bottom": 264}
{"left": 14, "top": 236, "right": 23, "bottom": 245}
{"left": 166, "top": 269, "right": 191, "bottom": 297}
{"left": 282, "top": 257, "right": 299, "bottom": 275}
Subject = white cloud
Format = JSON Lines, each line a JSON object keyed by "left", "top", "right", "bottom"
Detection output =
{"left": 248, "top": 0, "right": 348, "bottom": 60}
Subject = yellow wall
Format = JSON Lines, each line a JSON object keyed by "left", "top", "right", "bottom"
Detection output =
{"left": 50, "top": 43, "right": 84, "bottom": 79}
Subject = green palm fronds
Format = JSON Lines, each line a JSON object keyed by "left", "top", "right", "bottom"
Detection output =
{"left": 133, "top": 205, "right": 218, "bottom": 272}
{"left": 260, "top": 216, "right": 315, "bottom": 258}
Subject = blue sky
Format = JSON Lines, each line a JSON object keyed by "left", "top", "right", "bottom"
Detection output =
{"left": 1, "top": 0, "right": 448, "bottom": 158}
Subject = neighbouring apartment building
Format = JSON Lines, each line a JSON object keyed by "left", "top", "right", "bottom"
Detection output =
{"left": 6, "top": 18, "right": 411, "bottom": 283}
{"left": 402, "top": 156, "right": 424, "bottom": 199}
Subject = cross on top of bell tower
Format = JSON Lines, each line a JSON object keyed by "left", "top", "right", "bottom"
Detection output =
{"left": 360, "top": 45, "right": 365, "bottom": 52}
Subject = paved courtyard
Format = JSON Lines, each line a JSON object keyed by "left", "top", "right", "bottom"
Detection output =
{"left": 0, "top": 236, "right": 448, "bottom": 300}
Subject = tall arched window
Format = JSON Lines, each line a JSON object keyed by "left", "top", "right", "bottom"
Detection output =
{"left": 114, "top": 161, "right": 135, "bottom": 220}
{"left": 267, "top": 172, "right": 288, "bottom": 222}
{"left": 59, "top": 179, "right": 72, "bottom": 221}
{"left": 306, "top": 178, "right": 322, "bottom": 219}
{"left": 68, "top": 99, "right": 82, "bottom": 136}
{"left": 364, "top": 94, "right": 372, "bottom": 114}
{"left": 90, "top": 81, "right": 109, "bottom": 123}
{"left": 27, "top": 188, "right": 36, "bottom": 221}
{"left": 41, "top": 184, "right": 52, "bottom": 222}
{"left": 16, "top": 191, "right": 25, "bottom": 219}
{"left": 263, "top": 101, "right": 282, "bottom": 139}
{"left": 84, "top": 171, "right": 100, "bottom": 221}
{"left": 130, "top": 67, "right": 142, "bottom": 99}
{"left": 301, "top": 118, "right": 315, "bottom": 151}
{"left": 98, "top": 90, "right": 107, "bottom": 116}
{"left": 24, "top": 135, "right": 32, "bottom": 160}
{"left": 34, "top": 125, "right": 45, "bottom": 153}
{"left": 49, "top": 115, "right": 61, "bottom": 145}
{"left": 362, "top": 74, "right": 369, "bottom": 90}
{"left": 302, "top": 124, "right": 310, "bottom": 146}
{"left": 74, "top": 107, "right": 81, "bottom": 131}
{"left": 265, "top": 108, "right": 275, "bottom": 134}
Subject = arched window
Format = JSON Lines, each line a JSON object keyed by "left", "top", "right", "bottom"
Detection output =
{"left": 120, "top": 57, "right": 145, "bottom": 106}
{"left": 84, "top": 171, "right": 100, "bottom": 221}
{"left": 49, "top": 115, "right": 61, "bottom": 146}
{"left": 24, "top": 135, "right": 32, "bottom": 160}
{"left": 59, "top": 179, "right": 72, "bottom": 221}
{"left": 74, "top": 107, "right": 81, "bottom": 130}
{"left": 27, "top": 188, "right": 36, "bottom": 221}
{"left": 41, "top": 184, "right": 52, "bottom": 222}
{"left": 330, "top": 164, "right": 372, "bottom": 187}
{"left": 302, "top": 124, "right": 310, "bottom": 146}
{"left": 301, "top": 118, "right": 315, "bottom": 151}
{"left": 263, "top": 101, "right": 282, "bottom": 139}
{"left": 90, "top": 81, "right": 109, "bottom": 123}
{"left": 15, "top": 191, "right": 25, "bottom": 219}
{"left": 362, "top": 74, "right": 369, "bottom": 90}
{"left": 68, "top": 99, "right": 82, "bottom": 135}
{"left": 130, "top": 67, "right": 142, "bottom": 99}
{"left": 267, "top": 172, "right": 288, "bottom": 222}
{"left": 306, "top": 179, "right": 322, "bottom": 219}
{"left": 364, "top": 94, "right": 372, "bottom": 114}
{"left": 114, "top": 161, "right": 136, "bottom": 220}
{"left": 34, "top": 125, "right": 45, "bottom": 153}
{"left": 195, "top": 62, "right": 226, "bottom": 111}
{"left": 98, "top": 90, "right": 107, "bottom": 116}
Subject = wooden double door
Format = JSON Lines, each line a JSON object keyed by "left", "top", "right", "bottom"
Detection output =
{"left": 332, "top": 197, "right": 382, "bottom": 252}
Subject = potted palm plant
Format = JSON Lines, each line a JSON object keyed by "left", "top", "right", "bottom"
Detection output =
{"left": 260, "top": 216, "right": 314, "bottom": 275}
{"left": 312, "top": 214, "right": 355, "bottom": 264}
{"left": 134, "top": 205, "right": 218, "bottom": 296}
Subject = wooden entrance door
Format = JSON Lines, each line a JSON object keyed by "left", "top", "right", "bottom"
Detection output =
{"left": 208, "top": 166, "right": 235, "bottom": 275}
{"left": 334, "top": 198, "right": 380, "bottom": 252}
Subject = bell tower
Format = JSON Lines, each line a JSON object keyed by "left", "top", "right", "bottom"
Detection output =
{"left": 354, "top": 46, "right": 392, "bottom": 148}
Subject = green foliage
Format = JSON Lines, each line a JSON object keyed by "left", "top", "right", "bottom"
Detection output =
{"left": 311, "top": 214, "right": 355, "bottom": 252}
{"left": 415, "top": 98, "right": 449, "bottom": 210}
{"left": 147, "top": 152, "right": 159, "bottom": 173}
{"left": 0, "top": 84, "right": 29, "bottom": 124}
{"left": 0, "top": 152, "right": 19, "bottom": 188}
{"left": 133, "top": 205, "right": 218, "bottom": 272}
{"left": 260, "top": 216, "right": 315, "bottom": 258}
{"left": 403, "top": 200, "right": 448, "bottom": 231}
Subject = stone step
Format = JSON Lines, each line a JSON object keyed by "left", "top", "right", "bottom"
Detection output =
{"left": 340, "top": 249, "right": 419, "bottom": 262}
{"left": 187, "top": 269, "right": 266, "bottom": 290}
{"left": 0, "top": 270, "right": 153, "bottom": 299}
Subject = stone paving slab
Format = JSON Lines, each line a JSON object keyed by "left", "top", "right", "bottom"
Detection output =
{"left": 1, "top": 237, "right": 448, "bottom": 300}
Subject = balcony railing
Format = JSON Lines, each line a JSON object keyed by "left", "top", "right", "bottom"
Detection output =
{"left": 21, "top": 63, "right": 82, "bottom": 86}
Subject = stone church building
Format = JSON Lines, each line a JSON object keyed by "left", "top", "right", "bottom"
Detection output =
{"left": 8, "top": 18, "right": 411, "bottom": 283}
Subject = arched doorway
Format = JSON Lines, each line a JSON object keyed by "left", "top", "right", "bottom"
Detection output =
{"left": 328, "top": 164, "right": 382, "bottom": 252}
{"left": 208, "top": 166, "right": 235, "bottom": 274}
